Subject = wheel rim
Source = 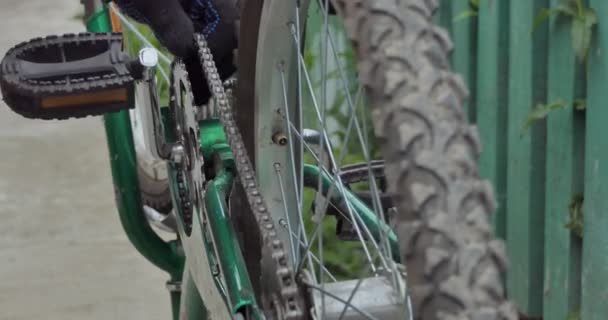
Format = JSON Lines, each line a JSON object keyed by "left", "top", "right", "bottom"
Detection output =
{"left": 236, "top": 0, "right": 412, "bottom": 318}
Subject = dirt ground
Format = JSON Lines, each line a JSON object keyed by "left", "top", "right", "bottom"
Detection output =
{"left": 0, "top": 1, "right": 171, "bottom": 319}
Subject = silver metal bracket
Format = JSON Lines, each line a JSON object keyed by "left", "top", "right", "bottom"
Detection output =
{"left": 135, "top": 48, "right": 174, "bottom": 160}
{"left": 165, "top": 280, "right": 182, "bottom": 293}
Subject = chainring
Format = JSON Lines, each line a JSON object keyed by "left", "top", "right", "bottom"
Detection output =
{"left": 170, "top": 61, "right": 206, "bottom": 235}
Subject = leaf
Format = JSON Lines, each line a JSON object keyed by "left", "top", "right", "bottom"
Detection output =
{"left": 470, "top": 0, "right": 480, "bottom": 9}
{"left": 454, "top": 10, "right": 478, "bottom": 22}
{"left": 523, "top": 100, "right": 567, "bottom": 131}
{"left": 583, "top": 7, "right": 598, "bottom": 28}
{"left": 571, "top": 18, "right": 592, "bottom": 63}
{"left": 565, "top": 194, "right": 584, "bottom": 237}
{"left": 575, "top": 0, "right": 585, "bottom": 16}
{"left": 555, "top": 0, "right": 578, "bottom": 17}
{"left": 574, "top": 99, "right": 587, "bottom": 110}
{"left": 570, "top": 6, "right": 597, "bottom": 63}
{"left": 338, "top": 51, "right": 356, "bottom": 63}
{"left": 304, "top": 47, "right": 317, "bottom": 70}
{"left": 531, "top": 8, "right": 554, "bottom": 34}
{"left": 567, "top": 307, "right": 581, "bottom": 320}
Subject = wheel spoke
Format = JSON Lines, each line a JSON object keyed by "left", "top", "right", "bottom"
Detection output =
{"left": 274, "top": 162, "right": 299, "bottom": 266}
{"left": 289, "top": 26, "right": 385, "bottom": 273}
{"left": 314, "top": 0, "right": 400, "bottom": 284}
{"left": 252, "top": 0, "right": 413, "bottom": 317}
{"left": 286, "top": 119, "right": 391, "bottom": 271}
{"left": 289, "top": 227, "right": 338, "bottom": 282}
{"left": 294, "top": 1, "right": 305, "bottom": 259}
{"left": 303, "top": 280, "right": 380, "bottom": 320}
{"left": 337, "top": 277, "right": 364, "bottom": 320}
{"left": 278, "top": 63, "right": 304, "bottom": 225}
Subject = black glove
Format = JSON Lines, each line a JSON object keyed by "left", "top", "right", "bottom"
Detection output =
{"left": 116, "top": 0, "right": 237, "bottom": 59}
{"left": 116, "top": 0, "right": 238, "bottom": 104}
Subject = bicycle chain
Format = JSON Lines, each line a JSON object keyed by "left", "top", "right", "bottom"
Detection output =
{"left": 194, "top": 34, "right": 306, "bottom": 319}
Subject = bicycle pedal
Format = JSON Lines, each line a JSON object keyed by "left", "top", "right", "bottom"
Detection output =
{"left": 0, "top": 33, "right": 140, "bottom": 120}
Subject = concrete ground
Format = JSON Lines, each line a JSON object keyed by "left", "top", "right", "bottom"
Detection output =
{"left": 0, "top": 1, "right": 171, "bottom": 319}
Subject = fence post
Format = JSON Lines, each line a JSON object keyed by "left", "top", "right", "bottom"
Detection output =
{"left": 582, "top": 1, "right": 608, "bottom": 319}
{"left": 475, "top": 0, "right": 510, "bottom": 239}
{"left": 505, "top": 0, "right": 548, "bottom": 316}
{"left": 450, "top": 0, "right": 477, "bottom": 121}
{"left": 543, "top": 0, "right": 584, "bottom": 318}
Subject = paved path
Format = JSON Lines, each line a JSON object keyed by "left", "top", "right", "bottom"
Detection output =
{"left": 0, "top": 1, "right": 171, "bottom": 319}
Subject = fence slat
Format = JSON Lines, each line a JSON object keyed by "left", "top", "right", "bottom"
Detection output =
{"left": 434, "top": 0, "right": 452, "bottom": 35}
{"left": 582, "top": 1, "right": 608, "bottom": 318}
{"left": 505, "top": 0, "right": 547, "bottom": 315}
{"left": 475, "top": 0, "right": 509, "bottom": 240}
{"left": 451, "top": 0, "right": 477, "bottom": 122}
{"left": 543, "top": 1, "right": 583, "bottom": 318}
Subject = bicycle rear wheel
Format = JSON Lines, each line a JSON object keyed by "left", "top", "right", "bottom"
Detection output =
{"left": 234, "top": 0, "right": 517, "bottom": 319}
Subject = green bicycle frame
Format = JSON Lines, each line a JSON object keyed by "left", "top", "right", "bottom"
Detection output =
{"left": 87, "top": 6, "right": 258, "bottom": 319}
{"left": 86, "top": 3, "right": 399, "bottom": 320}
{"left": 86, "top": 7, "right": 190, "bottom": 319}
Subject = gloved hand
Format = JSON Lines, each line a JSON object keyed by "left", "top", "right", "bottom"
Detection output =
{"left": 115, "top": 0, "right": 238, "bottom": 59}
{"left": 115, "top": 0, "right": 239, "bottom": 104}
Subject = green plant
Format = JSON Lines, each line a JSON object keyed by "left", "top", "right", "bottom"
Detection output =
{"left": 454, "top": 0, "right": 480, "bottom": 22}
{"left": 566, "top": 307, "right": 581, "bottom": 320}
{"left": 533, "top": 0, "right": 598, "bottom": 63}
{"left": 299, "top": 5, "right": 383, "bottom": 278}
{"left": 302, "top": 147, "right": 375, "bottom": 280}
{"left": 565, "top": 193, "right": 584, "bottom": 237}
{"left": 302, "top": 19, "right": 378, "bottom": 158}
{"left": 523, "top": 99, "right": 585, "bottom": 132}
{"left": 453, "top": 0, "right": 499, "bottom": 22}
{"left": 302, "top": 188, "right": 369, "bottom": 280}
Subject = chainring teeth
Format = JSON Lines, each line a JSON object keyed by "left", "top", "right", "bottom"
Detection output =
{"left": 171, "top": 61, "right": 205, "bottom": 235}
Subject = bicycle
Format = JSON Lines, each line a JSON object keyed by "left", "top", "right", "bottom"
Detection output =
{"left": 0, "top": 0, "right": 516, "bottom": 319}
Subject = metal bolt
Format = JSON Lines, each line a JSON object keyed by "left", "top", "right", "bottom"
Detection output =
{"left": 171, "top": 144, "right": 185, "bottom": 165}
{"left": 302, "top": 128, "right": 322, "bottom": 145}
{"left": 165, "top": 280, "right": 182, "bottom": 292}
{"left": 278, "top": 219, "right": 288, "bottom": 227}
{"left": 211, "top": 264, "right": 220, "bottom": 276}
{"left": 139, "top": 47, "right": 159, "bottom": 67}
{"left": 272, "top": 132, "right": 288, "bottom": 146}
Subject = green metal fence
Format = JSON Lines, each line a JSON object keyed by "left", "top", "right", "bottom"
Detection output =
{"left": 435, "top": 0, "right": 606, "bottom": 319}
